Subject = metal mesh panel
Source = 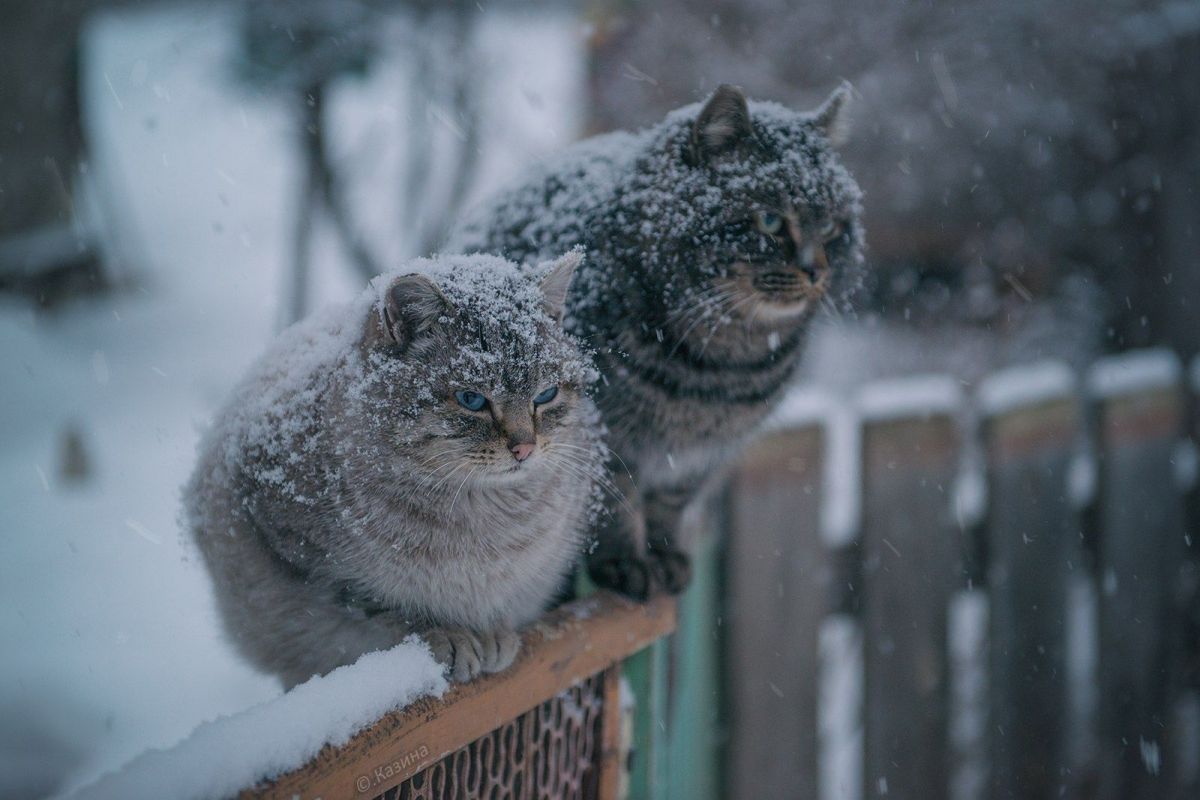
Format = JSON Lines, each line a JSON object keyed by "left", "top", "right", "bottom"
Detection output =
{"left": 371, "top": 673, "right": 607, "bottom": 800}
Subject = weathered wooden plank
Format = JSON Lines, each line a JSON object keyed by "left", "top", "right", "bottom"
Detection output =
{"left": 248, "top": 592, "right": 676, "bottom": 800}
{"left": 724, "top": 426, "right": 828, "bottom": 800}
{"left": 859, "top": 401, "right": 962, "bottom": 800}
{"left": 1090, "top": 352, "right": 1187, "bottom": 800}
{"left": 982, "top": 388, "right": 1080, "bottom": 799}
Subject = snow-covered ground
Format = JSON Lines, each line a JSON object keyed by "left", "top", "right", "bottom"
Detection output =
{"left": 0, "top": 5, "right": 583, "bottom": 796}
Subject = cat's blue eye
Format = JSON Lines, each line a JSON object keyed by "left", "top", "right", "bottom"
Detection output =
{"left": 455, "top": 390, "right": 487, "bottom": 411}
{"left": 532, "top": 386, "right": 559, "bottom": 406}
{"left": 754, "top": 211, "right": 784, "bottom": 236}
{"left": 818, "top": 219, "right": 844, "bottom": 241}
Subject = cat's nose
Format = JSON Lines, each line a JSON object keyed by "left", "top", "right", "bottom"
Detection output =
{"left": 510, "top": 442, "right": 536, "bottom": 462}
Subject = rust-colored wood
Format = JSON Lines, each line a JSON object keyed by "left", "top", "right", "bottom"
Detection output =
{"left": 245, "top": 592, "right": 676, "bottom": 800}
{"left": 597, "top": 665, "right": 623, "bottom": 800}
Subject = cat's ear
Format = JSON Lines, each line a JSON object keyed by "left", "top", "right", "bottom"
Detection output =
{"left": 539, "top": 249, "right": 582, "bottom": 323}
{"left": 811, "top": 80, "right": 854, "bottom": 146}
{"left": 689, "top": 84, "right": 752, "bottom": 163}
{"left": 371, "top": 273, "right": 451, "bottom": 350}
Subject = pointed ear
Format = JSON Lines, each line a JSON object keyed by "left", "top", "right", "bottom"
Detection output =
{"left": 811, "top": 80, "right": 853, "bottom": 146}
{"left": 539, "top": 249, "right": 582, "bottom": 323}
{"left": 370, "top": 273, "right": 450, "bottom": 350}
{"left": 690, "top": 84, "right": 752, "bottom": 163}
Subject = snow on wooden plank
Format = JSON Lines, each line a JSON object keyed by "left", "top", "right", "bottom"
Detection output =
{"left": 856, "top": 374, "right": 963, "bottom": 422}
{"left": 977, "top": 359, "right": 1076, "bottom": 418}
{"left": 767, "top": 386, "right": 835, "bottom": 430}
{"left": 1087, "top": 347, "right": 1182, "bottom": 399}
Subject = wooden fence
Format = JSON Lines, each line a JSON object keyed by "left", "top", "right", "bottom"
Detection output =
{"left": 247, "top": 592, "right": 674, "bottom": 800}
{"left": 720, "top": 349, "right": 1200, "bottom": 800}
{"left": 86, "top": 349, "right": 1198, "bottom": 800}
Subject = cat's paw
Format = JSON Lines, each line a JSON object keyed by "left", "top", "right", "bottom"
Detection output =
{"left": 587, "top": 555, "right": 654, "bottom": 601}
{"left": 423, "top": 628, "right": 486, "bottom": 682}
{"left": 650, "top": 548, "right": 692, "bottom": 595}
{"left": 588, "top": 549, "right": 693, "bottom": 600}
{"left": 477, "top": 628, "right": 521, "bottom": 674}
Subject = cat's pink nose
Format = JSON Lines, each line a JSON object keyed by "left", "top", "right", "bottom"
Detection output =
{"left": 510, "top": 442, "right": 536, "bottom": 462}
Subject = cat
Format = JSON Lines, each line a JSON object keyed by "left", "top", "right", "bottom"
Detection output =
{"left": 450, "top": 84, "right": 864, "bottom": 599}
{"left": 184, "top": 251, "right": 603, "bottom": 688}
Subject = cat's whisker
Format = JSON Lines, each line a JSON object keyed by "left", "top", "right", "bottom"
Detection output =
{"left": 546, "top": 441, "right": 634, "bottom": 481}
{"left": 548, "top": 451, "right": 637, "bottom": 516}
{"left": 666, "top": 288, "right": 740, "bottom": 359}
{"left": 696, "top": 293, "right": 759, "bottom": 360}
{"left": 425, "top": 461, "right": 470, "bottom": 497}
{"left": 411, "top": 457, "right": 464, "bottom": 492}
{"left": 662, "top": 284, "right": 732, "bottom": 327}
{"left": 448, "top": 466, "right": 480, "bottom": 516}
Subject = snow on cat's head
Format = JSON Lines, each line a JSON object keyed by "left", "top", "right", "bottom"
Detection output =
{"left": 633, "top": 83, "right": 864, "bottom": 322}
{"left": 356, "top": 251, "right": 600, "bottom": 484}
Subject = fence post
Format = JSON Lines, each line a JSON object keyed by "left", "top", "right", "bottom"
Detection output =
{"left": 858, "top": 378, "right": 963, "bottom": 800}
{"left": 1182, "top": 356, "right": 1200, "bottom": 797}
{"left": 723, "top": 421, "right": 828, "bottom": 800}
{"left": 1089, "top": 350, "right": 1187, "bottom": 799}
{"left": 978, "top": 362, "right": 1080, "bottom": 799}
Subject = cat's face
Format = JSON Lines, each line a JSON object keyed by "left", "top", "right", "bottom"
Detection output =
{"left": 634, "top": 85, "right": 863, "bottom": 329}
{"left": 359, "top": 253, "right": 598, "bottom": 488}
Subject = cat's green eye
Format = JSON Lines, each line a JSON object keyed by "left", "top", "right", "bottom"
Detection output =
{"left": 818, "top": 219, "right": 844, "bottom": 241}
{"left": 754, "top": 211, "right": 784, "bottom": 236}
{"left": 533, "top": 386, "right": 559, "bottom": 406}
{"left": 455, "top": 390, "right": 487, "bottom": 412}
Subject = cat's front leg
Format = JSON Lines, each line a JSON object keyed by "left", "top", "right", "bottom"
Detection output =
{"left": 586, "top": 469, "right": 658, "bottom": 601}
{"left": 423, "top": 627, "right": 520, "bottom": 682}
{"left": 586, "top": 471, "right": 694, "bottom": 599}
{"left": 641, "top": 484, "right": 694, "bottom": 595}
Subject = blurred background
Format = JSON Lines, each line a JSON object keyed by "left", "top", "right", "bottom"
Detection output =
{"left": 1, "top": 1, "right": 1197, "bottom": 798}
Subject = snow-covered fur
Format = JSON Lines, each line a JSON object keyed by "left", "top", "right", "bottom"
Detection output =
{"left": 185, "top": 253, "right": 603, "bottom": 688}
{"left": 451, "top": 85, "right": 864, "bottom": 598}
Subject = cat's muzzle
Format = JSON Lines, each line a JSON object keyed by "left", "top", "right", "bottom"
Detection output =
{"left": 752, "top": 267, "right": 825, "bottom": 301}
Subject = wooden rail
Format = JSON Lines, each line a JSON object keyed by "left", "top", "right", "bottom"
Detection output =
{"left": 247, "top": 591, "right": 676, "bottom": 800}
{"left": 721, "top": 350, "right": 1200, "bottom": 800}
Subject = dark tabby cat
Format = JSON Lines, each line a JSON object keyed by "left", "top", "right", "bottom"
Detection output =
{"left": 450, "top": 84, "right": 864, "bottom": 599}
{"left": 185, "top": 253, "right": 603, "bottom": 687}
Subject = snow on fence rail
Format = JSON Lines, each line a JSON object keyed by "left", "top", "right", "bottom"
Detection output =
{"left": 72, "top": 592, "right": 674, "bottom": 800}
{"left": 723, "top": 349, "right": 1200, "bottom": 800}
